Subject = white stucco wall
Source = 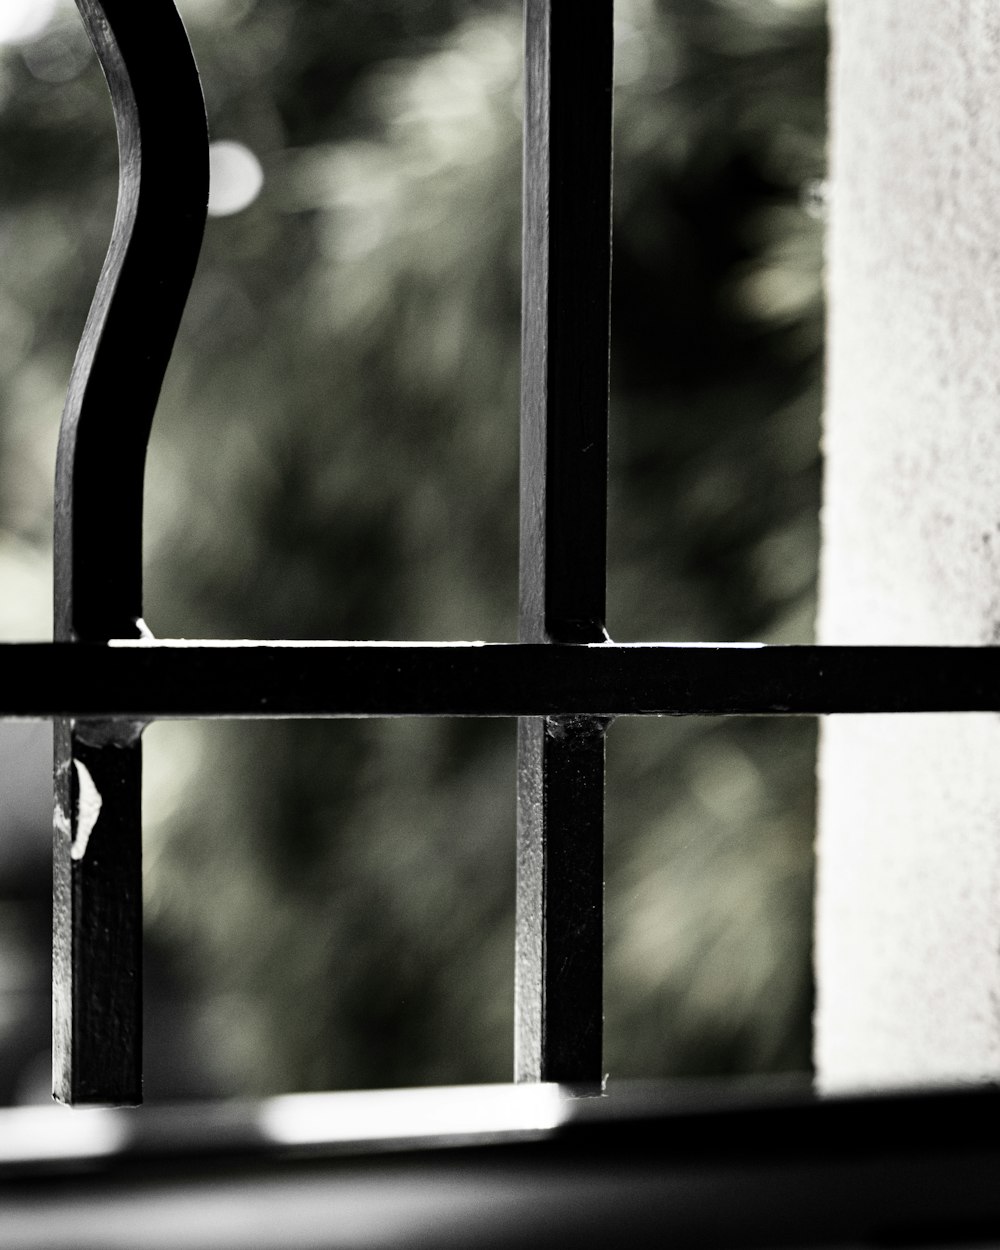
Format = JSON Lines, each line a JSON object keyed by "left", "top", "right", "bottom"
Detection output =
{"left": 816, "top": 0, "right": 1000, "bottom": 1088}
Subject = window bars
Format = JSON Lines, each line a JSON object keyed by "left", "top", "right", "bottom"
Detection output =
{"left": 5, "top": 0, "right": 999, "bottom": 1106}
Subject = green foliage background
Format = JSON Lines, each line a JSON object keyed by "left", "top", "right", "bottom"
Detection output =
{"left": 0, "top": 0, "right": 826, "bottom": 1097}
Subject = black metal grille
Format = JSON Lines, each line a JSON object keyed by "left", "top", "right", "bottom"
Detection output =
{"left": 7, "top": 0, "right": 998, "bottom": 1106}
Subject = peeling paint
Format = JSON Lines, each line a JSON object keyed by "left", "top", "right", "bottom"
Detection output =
{"left": 71, "top": 759, "right": 103, "bottom": 861}
{"left": 54, "top": 803, "right": 71, "bottom": 839}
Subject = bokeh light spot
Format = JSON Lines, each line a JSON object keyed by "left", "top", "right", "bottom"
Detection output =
{"left": 0, "top": 0, "right": 58, "bottom": 45}
{"left": 208, "top": 140, "right": 264, "bottom": 217}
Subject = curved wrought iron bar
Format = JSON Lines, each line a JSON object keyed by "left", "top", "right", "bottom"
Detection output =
{"left": 55, "top": 0, "right": 209, "bottom": 643}
{"left": 53, "top": 0, "right": 208, "bottom": 1106}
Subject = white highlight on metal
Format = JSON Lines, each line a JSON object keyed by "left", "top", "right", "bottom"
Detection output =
{"left": 105, "top": 637, "right": 763, "bottom": 650}
{"left": 0, "top": 1106, "right": 126, "bottom": 1162}
{"left": 70, "top": 759, "right": 102, "bottom": 861}
{"left": 260, "top": 1082, "right": 566, "bottom": 1148}
{"left": 609, "top": 641, "right": 766, "bottom": 649}
{"left": 108, "top": 637, "right": 490, "bottom": 648}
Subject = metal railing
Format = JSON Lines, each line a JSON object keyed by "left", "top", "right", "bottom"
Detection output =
{"left": 8, "top": 0, "right": 1000, "bottom": 1106}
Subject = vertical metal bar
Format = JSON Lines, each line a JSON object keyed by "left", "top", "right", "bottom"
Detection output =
{"left": 53, "top": 0, "right": 208, "bottom": 1104}
{"left": 53, "top": 722, "right": 143, "bottom": 1105}
{"left": 516, "top": 0, "right": 614, "bottom": 1085}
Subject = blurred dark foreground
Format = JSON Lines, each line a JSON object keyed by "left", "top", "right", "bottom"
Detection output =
{"left": 1, "top": 1080, "right": 999, "bottom": 1249}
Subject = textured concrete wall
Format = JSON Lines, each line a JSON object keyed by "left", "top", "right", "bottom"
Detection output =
{"left": 816, "top": 0, "right": 1000, "bottom": 1089}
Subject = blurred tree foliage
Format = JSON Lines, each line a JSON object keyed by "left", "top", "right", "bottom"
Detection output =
{"left": 0, "top": 0, "right": 825, "bottom": 1095}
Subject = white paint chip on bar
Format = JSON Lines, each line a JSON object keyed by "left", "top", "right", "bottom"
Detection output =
{"left": 53, "top": 803, "right": 71, "bottom": 839}
{"left": 70, "top": 759, "right": 102, "bottom": 861}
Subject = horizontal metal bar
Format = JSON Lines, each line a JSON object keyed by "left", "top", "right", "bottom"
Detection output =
{"left": 0, "top": 641, "right": 997, "bottom": 719}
